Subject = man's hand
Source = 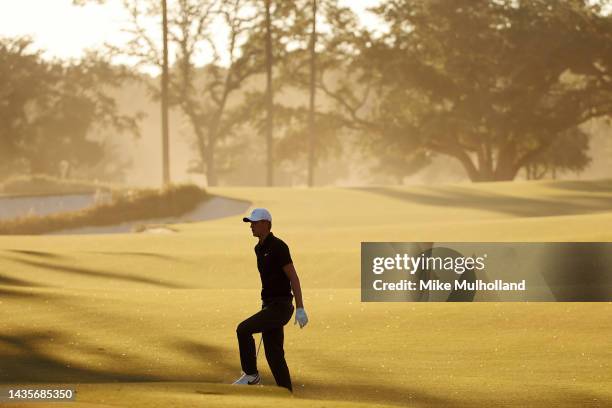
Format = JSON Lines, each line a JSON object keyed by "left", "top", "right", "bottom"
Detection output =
{"left": 294, "top": 308, "right": 308, "bottom": 328}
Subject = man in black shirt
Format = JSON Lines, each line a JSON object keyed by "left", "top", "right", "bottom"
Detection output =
{"left": 233, "top": 208, "right": 308, "bottom": 391}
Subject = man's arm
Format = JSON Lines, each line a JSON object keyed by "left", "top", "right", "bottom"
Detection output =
{"left": 282, "top": 263, "right": 304, "bottom": 309}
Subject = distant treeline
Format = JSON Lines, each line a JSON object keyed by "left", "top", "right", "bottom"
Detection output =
{"left": 0, "top": 37, "right": 141, "bottom": 182}
{"left": 2, "top": 0, "right": 611, "bottom": 185}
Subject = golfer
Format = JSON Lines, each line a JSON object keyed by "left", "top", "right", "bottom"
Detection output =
{"left": 233, "top": 208, "right": 308, "bottom": 392}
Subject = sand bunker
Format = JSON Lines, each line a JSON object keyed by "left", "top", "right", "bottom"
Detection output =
{"left": 0, "top": 194, "right": 251, "bottom": 235}
{"left": 54, "top": 195, "right": 251, "bottom": 235}
{"left": 0, "top": 193, "right": 96, "bottom": 220}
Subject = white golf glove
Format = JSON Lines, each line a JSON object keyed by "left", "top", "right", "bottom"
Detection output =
{"left": 294, "top": 308, "right": 308, "bottom": 328}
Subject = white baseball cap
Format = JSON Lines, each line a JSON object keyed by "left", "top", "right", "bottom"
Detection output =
{"left": 242, "top": 208, "right": 272, "bottom": 222}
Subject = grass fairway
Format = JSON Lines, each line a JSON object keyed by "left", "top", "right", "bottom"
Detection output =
{"left": 1, "top": 179, "right": 611, "bottom": 407}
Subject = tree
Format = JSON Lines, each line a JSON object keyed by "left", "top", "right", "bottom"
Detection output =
{"left": 86, "top": 0, "right": 271, "bottom": 186}
{"left": 225, "top": 0, "right": 315, "bottom": 185}
{"left": 161, "top": 0, "right": 170, "bottom": 185}
{"left": 307, "top": 0, "right": 317, "bottom": 187}
{"left": 74, "top": 0, "right": 172, "bottom": 185}
{"left": 0, "top": 37, "right": 140, "bottom": 180}
{"left": 264, "top": 0, "right": 274, "bottom": 186}
{"left": 524, "top": 127, "right": 591, "bottom": 179}
{"left": 324, "top": 0, "right": 612, "bottom": 181}
{"left": 172, "top": 0, "right": 263, "bottom": 185}
{"left": 266, "top": 0, "right": 356, "bottom": 185}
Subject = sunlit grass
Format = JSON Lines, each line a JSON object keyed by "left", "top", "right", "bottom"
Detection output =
{"left": 1, "top": 179, "right": 611, "bottom": 407}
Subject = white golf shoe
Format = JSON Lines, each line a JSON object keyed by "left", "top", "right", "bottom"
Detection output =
{"left": 232, "top": 372, "right": 261, "bottom": 385}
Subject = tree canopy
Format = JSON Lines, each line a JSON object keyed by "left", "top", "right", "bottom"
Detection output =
{"left": 0, "top": 37, "right": 140, "bottom": 180}
{"left": 324, "top": 0, "right": 612, "bottom": 181}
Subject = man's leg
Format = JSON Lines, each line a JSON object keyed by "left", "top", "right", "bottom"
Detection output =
{"left": 236, "top": 304, "right": 291, "bottom": 376}
{"left": 236, "top": 318, "right": 258, "bottom": 375}
{"left": 263, "top": 327, "right": 292, "bottom": 392}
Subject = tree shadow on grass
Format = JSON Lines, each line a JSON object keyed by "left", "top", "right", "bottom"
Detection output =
{"left": 352, "top": 186, "right": 612, "bottom": 218}
{"left": 3, "top": 256, "right": 187, "bottom": 289}
{"left": 298, "top": 379, "right": 612, "bottom": 407}
{"left": 169, "top": 339, "right": 459, "bottom": 406}
{"left": 166, "top": 339, "right": 237, "bottom": 383}
{"left": 544, "top": 179, "right": 612, "bottom": 193}
{"left": 0, "top": 286, "right": 65, "bottom": 301}
{"left": 0, "top": 287, "right": 39, "bottom": 299}
{"left": 560, "top": 390, "right": 612, "bottom": 407}
{"left": 0, "top": 330, "right": 163, "bottom": 383}
{"left": 86, "top": 251, "right": 177, "bottom": 261}
{"left": 5, "top": 249, "right": 176, "bottom": 261}
{"left": 7, "top": 250, "right": 64, "bottom": 259}
{"left": 283, "top": 346, "right": 463, "bottom": 407}
{"left": 297, "top": 379, "right": 464, "bottom": 408}
{"left": 295, "top": 347, "right": 612, "bottom": 408}
{"left": 0, "top": 273, "right": 45, "bottom": 287}
{"left": 1, "top": 333, "right": 241, "bottom": 385}
{"left": 2, "top": 331, "right": 608, "bottom": 407}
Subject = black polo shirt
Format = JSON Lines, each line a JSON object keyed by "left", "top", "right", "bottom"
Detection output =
{"left": 255, "top": 232, "right": 293, "bottom": 301}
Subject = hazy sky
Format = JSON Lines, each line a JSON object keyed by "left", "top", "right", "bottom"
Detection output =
{"left": 0, "top": 0, "right": 382, "bottom": 71}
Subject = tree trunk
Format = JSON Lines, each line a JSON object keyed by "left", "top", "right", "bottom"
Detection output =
{"left": 205, "top": 67, "right": 234, "bottom": 188}
{"left": 307, "top": 0, "right": 317, "bottom": 187}
{"left": 430, "top": 136, "right": 539, "bottom": 182}
{"left": 264, "top": 0, "right": 274, "bottom": 186}
{"left": 493, "top": 140, "right": 518, "bottom": 181}
{"left": 206, "top": 143, "right": 218, "bottom": 186}
{"left": 429, "top": 143, "right": 482, "bottom": 181}
{"left": 161, "top": 0, "right": 171, "bottom": 186}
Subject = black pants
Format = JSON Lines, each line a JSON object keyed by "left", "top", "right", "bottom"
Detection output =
{"left": 236, "top": 300, "right": 294, "bottom": 391}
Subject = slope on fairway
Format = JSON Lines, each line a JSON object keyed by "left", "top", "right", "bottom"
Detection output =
{"left": 1, "top": 179, "right": 611, "bottom": 407}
